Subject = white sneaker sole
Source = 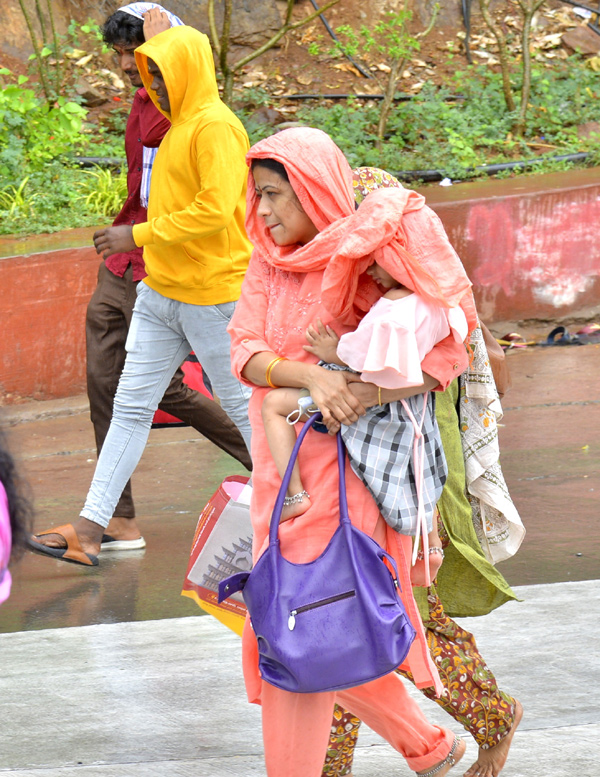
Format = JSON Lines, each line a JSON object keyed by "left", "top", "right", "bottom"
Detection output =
{"left": 100, "top": 536, "right": 147, "bottom": 552}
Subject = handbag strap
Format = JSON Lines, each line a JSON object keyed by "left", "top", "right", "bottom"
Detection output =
{"left": 269, "top": 414, "right": 350, "bottom": 547}
{"left": 268, "top": 412, "right": 403, "bottom": 589}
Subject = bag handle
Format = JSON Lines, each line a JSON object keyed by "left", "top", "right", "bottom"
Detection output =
{"left": 267, "top": 412, "right": 403, "bottom": 590}
{"left": 269, "top": 414, "right": 350, "bottom": 546}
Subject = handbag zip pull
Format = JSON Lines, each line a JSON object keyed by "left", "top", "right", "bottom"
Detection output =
{"left": 288, "top": 590, "right": 355, "bottom": 631}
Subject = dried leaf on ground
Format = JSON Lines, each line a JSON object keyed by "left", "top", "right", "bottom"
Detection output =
{"left": 75, "top": 54, "right": 94, "bottom": 67}
{"left": 333, "top": 62, "right": 363, "bottom": 76}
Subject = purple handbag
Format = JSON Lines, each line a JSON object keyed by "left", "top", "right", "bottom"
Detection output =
{"left": 218, "top": 414, "right": 416, "bottom": 694}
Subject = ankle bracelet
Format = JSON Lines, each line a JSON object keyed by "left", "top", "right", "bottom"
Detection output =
{"left": 416, "top": 736, "right": 461, "bottom": 777}
{"left": 416, "top": 546, "right": 444, "bottom": 562}
{"left": 283, "top": 490, "right": 310, "bottom": 506}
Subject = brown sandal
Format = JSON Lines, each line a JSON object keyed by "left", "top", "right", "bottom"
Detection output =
{"left": 27, "top": 523, "right": 99, "bottom": 567}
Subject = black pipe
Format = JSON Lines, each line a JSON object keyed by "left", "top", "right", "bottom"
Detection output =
{"left": 281, "top": 93, "right": 466, "bottom": 102}
{"left": 556, "top": 0, "right": 600, "bottom": 16}
{"left": 282, "top": 92, "right": 412, "bottom": 101}
{"left": 73, "top": 157, "right": 124, "bottom": 168}
{"left": 73, "top": 151, "right": 591, "bottom": 183}
{"left": 391, "top": 151, "right": 591, "bottom": 183}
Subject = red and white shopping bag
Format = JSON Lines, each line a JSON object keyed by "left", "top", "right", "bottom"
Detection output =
{"left": 181, "top": 475, "right": 251, "bottom": 635}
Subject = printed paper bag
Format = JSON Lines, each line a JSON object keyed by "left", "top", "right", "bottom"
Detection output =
{"left": 181, "top": 475, "right": 251, "bottom": 635}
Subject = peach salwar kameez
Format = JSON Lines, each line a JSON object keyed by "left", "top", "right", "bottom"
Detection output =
{"left": 230, "top": 262, "right": 451, "bottom": 777}
{"left": 228, "top": 127, "right": 476, "bottom": 777}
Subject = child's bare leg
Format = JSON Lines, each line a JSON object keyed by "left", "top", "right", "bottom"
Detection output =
{"left": 411, "top": 510, "right": 444, "bottom": 587}
{"left": 261, "top": 389, "right": 312, "bottom": 521}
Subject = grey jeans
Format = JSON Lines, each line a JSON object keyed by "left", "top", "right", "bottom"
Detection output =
{"left": 81, "top": 282, "right": 251, "bottom": 528}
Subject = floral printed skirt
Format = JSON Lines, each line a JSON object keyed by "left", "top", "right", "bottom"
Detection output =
{"left": 321, "top": 585, "right": 516, "bottom": 776}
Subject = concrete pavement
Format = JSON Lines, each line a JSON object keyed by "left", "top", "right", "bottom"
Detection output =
{"left": 1, "top": 580, "right": 598, "bottom": 776}
{"left": 0, "top": 340, "right": 599, "bottom": 774}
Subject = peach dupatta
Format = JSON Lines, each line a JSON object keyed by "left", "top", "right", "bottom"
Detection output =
{"left": 247, "top": 128, "right": 477, "bottom": 332}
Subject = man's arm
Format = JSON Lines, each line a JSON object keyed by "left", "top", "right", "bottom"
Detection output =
{"left": 140, "top": 9, "right": 171, "bottom": 147}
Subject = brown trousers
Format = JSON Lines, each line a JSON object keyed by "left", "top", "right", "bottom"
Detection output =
{"left": 85, "top": 262, "right": 251, "bottom": 519}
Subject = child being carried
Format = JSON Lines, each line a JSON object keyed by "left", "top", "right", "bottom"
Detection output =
{"left": 260, "top": 259, "right": 468, "bottom": 586}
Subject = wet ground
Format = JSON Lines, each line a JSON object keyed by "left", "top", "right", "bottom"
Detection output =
{"left": 0, "top": 342, "right": 598, "bottom": 634}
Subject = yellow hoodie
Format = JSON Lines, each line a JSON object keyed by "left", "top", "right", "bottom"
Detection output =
{"left": 132, "top": 26, "right": 252, "bottom": 305}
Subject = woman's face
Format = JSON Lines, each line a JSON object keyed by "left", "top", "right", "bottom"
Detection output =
{"left": 253, "top": 166, "right": 319, "bottom": 246}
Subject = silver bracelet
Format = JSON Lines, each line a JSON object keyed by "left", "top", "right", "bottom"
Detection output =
{"left": 416, "top": 546, "right": 445, "bottom": 562}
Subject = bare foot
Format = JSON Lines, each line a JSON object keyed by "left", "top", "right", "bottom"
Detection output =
{"left": 411, "top": 547, "right": 444, "bottom": 587}
{"left": 105, "top": 516, "right": 143, "bottom": 541}
{"left": 32, "top": 517, "right": 103, "bottom": 556}
{"left": 281, "top": 493, "right": 311, "bottom": 522}
{"left": 463, "top": 700, "right": 523, "bottom": 777}
{"left": 418, "top": 737, "right": 466, "bottom": 777}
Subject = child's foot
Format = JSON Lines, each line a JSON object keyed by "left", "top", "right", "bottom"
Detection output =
{"left": 281, "top": 490, "right": 311, "bottom": 522}
{"left": 463, "top": 699, "right": 523, "bottom": 777}
{"left": 417, "top": 736, "right": 466, "bottom": 777}
{"left": 410, "top": 546, "right": 444, "bottom": 587}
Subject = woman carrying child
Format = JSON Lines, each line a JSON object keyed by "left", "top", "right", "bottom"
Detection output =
{"left": 228, "top": 127, "right": 479, "bottom": 777}
{"left": 261, "top": 261, "right": 469, "bottom": 585}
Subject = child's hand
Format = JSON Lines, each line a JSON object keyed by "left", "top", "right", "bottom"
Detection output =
{"left": 304, "top": 319, "right": 342, "bottom": 364}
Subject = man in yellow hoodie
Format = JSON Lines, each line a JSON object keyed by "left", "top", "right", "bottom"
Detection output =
{"left": 28, "top": 22, "right": 253, "bottom": 566}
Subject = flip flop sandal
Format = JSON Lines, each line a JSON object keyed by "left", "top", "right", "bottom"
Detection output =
{"left": 498, "top": 332, "right": 536, "bottom": 350}
{"left": 27, "top": 523, "right": 99, "bottom": 566}
{"left": 541, "top": 326, "right": 583, "bottom": 346}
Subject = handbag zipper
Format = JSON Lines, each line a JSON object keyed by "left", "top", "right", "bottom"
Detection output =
{"left": 288, "top": 590, "right": 356, "bottom": 631}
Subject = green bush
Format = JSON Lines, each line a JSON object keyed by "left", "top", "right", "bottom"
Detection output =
{"left": 76, "top": 165, "right": 128, "bottom": 217}
{"left": 0, "top": 69, "right": 87, "bottom": 179}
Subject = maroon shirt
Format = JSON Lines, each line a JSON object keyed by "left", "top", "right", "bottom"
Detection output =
{"left": 105, "top": 88, "right": 171, "bottom": 281}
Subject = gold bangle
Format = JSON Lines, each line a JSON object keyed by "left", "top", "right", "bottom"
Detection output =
{"left": 266, "top": 356, "right": 287, "bottom": 388}
{"left": 378, "top": 386, "right": 382, "bottom": 407}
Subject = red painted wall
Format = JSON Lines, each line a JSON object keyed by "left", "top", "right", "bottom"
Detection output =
{"left": 0, "top": 229, "right": 99, "bottom": 403}
{"left": 424, "top": 168, "right": 600, "bottom": 323}
{"left": 1, "top": 169, "right": 599, "bottom": 403}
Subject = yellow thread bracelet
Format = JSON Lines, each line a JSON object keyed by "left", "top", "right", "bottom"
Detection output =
{"left": 378, "top": 386, "right": 382, "bottom": 407}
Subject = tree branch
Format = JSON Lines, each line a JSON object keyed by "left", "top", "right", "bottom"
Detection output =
{"left": 231, "top": 0, "right": 341, "bottom": 73}
{"left": 207, "top": 0, "right": 221, "bottom": 56}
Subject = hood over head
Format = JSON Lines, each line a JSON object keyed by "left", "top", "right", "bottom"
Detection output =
{"left": 136, "top": 26, "right": 219, "bottom": 123}
{"left": 247, "top": 127, "right": 356, "bottom": 238}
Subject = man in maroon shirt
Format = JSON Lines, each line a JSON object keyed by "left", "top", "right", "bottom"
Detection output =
{"left": 85, "top": 6, "right": 251, "bottom": 551}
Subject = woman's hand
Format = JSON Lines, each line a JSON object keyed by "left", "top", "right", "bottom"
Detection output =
{"left": 345, "top": 372, "right": 440, "bottom": 409}
{"left": 306, "top": 367, "right": 366, "bottom": 434}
